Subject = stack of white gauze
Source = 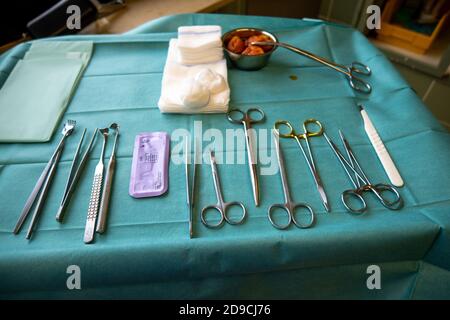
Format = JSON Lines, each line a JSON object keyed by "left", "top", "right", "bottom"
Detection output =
{"left": 177, "top": 26, "right": 224, "bottom": 65}
{"left": 158, "top": 26, "right": 230, "bottom": 114}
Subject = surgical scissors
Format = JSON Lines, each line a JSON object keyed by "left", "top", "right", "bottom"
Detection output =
{"left": 324, "top": 130, "right": 403, "bottom": 214}
{"left": 201, "top": 150, "right": 247, "bottom": 229}
{"left": 274, "top": 119, "right": 330, "bottom": 212}
{"left": 250, "top": 41, "right": 372, "bottom": 94}
{"left": 227, "top": 108, "right": 265, "bottom": 206}
{"left": 268, "top": 132, "right": 315, "bottom": 230}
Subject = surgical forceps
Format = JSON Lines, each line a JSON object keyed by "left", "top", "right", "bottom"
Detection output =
{"left": 324, "top": 130, "right": 403, "bottom": 214}
{"left": 13, "top": 120, "right": 76, "bottom": 239}
{"left": 251, "top": 41, "right": 372, "bottom": 94}
{"left": 185, "top": 137, "right": 198, "bottom": 238}
{"left": 201, "top": 150, "right": 247, "bottom": 229}
{"left": 56, "top": 128, "right": 98, "bottom": 222}
{"left": 274, "top": 119, "right": 330, "bottom": 212}
{"left": 268, "top": 132, "right": 315, "bottom": 230}
{"left": 227, "top": 108, "right": 265, "bottom": 206}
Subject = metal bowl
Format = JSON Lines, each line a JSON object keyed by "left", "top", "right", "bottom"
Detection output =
{"left": 222, "top": 28, "right": 278, "bottom": 71}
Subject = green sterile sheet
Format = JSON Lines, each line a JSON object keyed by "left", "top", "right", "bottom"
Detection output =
{"left": 0, "top": 41, "right": 92, "bottom": 142}
{"left": 0, "top": 14, "right": 449, "bottom": 299}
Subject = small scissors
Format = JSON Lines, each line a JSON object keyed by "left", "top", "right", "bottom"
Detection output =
{"left": 275, "top": 119, "right": 330, "bottom": 212}
{"left": 250, "top": 41, "right": 372, "bottom": 94}
{"left": 268, "top": 132, "right": 315, "bottom": 230}
{"left": 324, "top": 130, "right": 403, "bottom": 214}
{"left": 227, "top": 108, "right": 265, "bottom": 206}
{"left": 201, "top": 150, "right": 247, "bottom": 229}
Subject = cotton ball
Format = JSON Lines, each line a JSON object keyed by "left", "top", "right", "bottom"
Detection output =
{"left": 194, "top": 68, "right": 226, "bottom": 94}
{"left": 180, "top": 80, "right": 210, "bottom": 109}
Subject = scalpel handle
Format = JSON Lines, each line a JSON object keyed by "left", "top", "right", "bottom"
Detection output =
{"left": 84, "top": 167, "right": 103, "bottom": 244}
{"left": 96, "top": 155, "right": 115, "bottom": 234}
{"left": 360, "top": 107, "right": 404, "bottom": 187}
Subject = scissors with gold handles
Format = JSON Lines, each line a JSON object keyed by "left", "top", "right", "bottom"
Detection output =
{"left": 274, "top": 119, "right": 330, "bottom": 212}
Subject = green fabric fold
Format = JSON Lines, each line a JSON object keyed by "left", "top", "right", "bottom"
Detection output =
{"left": 0, "top": 41, "right": 93, "bottom": 142}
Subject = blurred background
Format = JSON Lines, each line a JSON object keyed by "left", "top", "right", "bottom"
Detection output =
{"left": 1, "top": 0, "right": 449, "bottom": 129}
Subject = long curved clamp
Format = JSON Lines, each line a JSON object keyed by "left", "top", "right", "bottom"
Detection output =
{"left": 251, "top": 41, "right": 372, "bottom": 94}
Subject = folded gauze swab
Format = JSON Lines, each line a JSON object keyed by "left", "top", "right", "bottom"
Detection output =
{"left": 176, "top": 48, "right": 224, "bottom": 65}
{"left": 177, "top": 25, "right": 222, "bottom": 51}
{"left": 158, "top": 39, "right": 229, "bottom": 114}
{"left": 177, "top": 25, "right": 223, "bottom": 65}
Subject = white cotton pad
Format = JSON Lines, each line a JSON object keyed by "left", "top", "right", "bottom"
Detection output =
{"left": 180, "top": 80, "right": 210, "bottom": 109}
{"left": 194, "top": 68, "right": 227, "bottom": 94}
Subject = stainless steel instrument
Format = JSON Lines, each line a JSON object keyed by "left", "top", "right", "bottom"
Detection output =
{"left": 96, "top": 123, "right": 119, "bottom": 234}
{"left": 274, "top": 119, "right": 330, "bottom": 212}
{"left": 185, "top": 138, "right": 198, "bottom": 238}
{"left": 324, "top": 130, "right": 403, "bottom": 214}
{"left": 56, "top": 129, "right": 98, "bottom": 222}
{"left": 26, "top": 149, "right": 62, "bottom": 239}
{"left": 13, "top": 120, "right": 76, "bottom": 238}
{"left": 251, "top": 41, "right": 372, "bottom": 94}
{"left": 268, "top": 132, "right": 315, "bottom": 230}
{"left": 84, "top": 127, "right": 108, "bottom": 244}
{"left": 226, "top": 108, "right": 265, "bottom": 206}
{"left": 201, "top": 150, "right": 247, "bottom": 229}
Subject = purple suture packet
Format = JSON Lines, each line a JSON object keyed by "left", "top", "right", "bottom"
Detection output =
{"left": 129, "top": 132, "right": 170, "bottom": 198}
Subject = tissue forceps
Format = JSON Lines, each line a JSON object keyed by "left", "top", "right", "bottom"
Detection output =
{"left": 185, "top": 137, "right": 198, "bottom": 238}
{"left": 269, "top": 132, "right": 315, "bottom": 230}
{"left": 227, "top": 108, "right": 265, "bottom": 206}
{"left": 13, "top": 120, "right": 76, "bottom": 237}
{"left": 324, "top": 130, "right": 403, "bottom": 214}
{"left": 56, "top": 128, "right": 98, "bottom": 222}
{"left": 251, "top": 41, "right": 372, "bottom": 94}
{"left": 201, "top": 150, "right": 247, "bottom": 229}
{"left": 274, "top": 119, "right": 330, "bottom": 212}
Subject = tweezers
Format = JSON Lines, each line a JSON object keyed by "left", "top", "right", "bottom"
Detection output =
{"left": 55, "top": 129, "right": 98, "bottom": 222}
{"left": 185, "top": 137, "right": 198, "bottom": 239}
